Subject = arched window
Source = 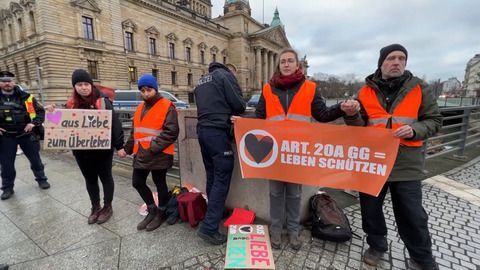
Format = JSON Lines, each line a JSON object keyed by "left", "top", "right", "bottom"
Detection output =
{"left": 29, "top": 11, "right": 36, "bottom": 33}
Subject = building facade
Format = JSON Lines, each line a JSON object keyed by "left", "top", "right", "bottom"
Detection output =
{"left": 464, "top": 54, "right": 480, "bottom": 97}
{"left": 0, "top": 0, "right": 291, "bottom": 103}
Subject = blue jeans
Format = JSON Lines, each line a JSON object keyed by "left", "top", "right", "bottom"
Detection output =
{"left": 0, "top": 134, "right": 48, "bottom": 191}
{"left": 360, "top": 180, "right": 435, "bottom": 266}
{"left": 197, "top": 127, "right": 234, "bottom": 235}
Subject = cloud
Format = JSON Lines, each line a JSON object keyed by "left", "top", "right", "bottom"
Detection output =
{"left": 211, "top": 0, "right": 480, "bottom": 81}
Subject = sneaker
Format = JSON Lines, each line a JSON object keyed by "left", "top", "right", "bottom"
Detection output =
{"left": 197, "top": 230, "right": 227, "bottom": 245}
{"left": 363, "top": 247, "right": 384, "bottom": 266}
{"left": 270, "top": 233, "right": 281, "bottom": 250}
{"left": 408, "top": 259, "right": 440, "bottom": 270}
{"left": 289, "top": 234, "right": 302, "bottom": 251}
{"left": 88, "top": 204, "right": 102, "bottom": 224}
{"left": 1, "top": 190, "right": 14, "bottom": 200}
{"left": 96, "top": 204, "right": 113, "bottom": 224}
{"left": 38, "top": 181, "right": 51, "bottom": 190}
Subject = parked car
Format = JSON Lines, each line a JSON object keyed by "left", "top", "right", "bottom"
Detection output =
{"left": 113, "top": 89, "right": 189, "bottom": 110}
{"left": 247, "top": 94, "right": 260, "bottom": 109}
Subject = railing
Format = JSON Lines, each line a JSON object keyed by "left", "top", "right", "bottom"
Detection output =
{"left": 425, "top": 105, "right": 480, "bottom": 159}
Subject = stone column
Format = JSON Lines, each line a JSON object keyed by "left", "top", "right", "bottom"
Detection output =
{"left": 255, "top": 47, "right": 262, "bottom": 89}
{"left": 262, "top": 49, "right": 268, "bottom": 84}
{"left": 269, "top": 51, "right": 275, "bottom": 78}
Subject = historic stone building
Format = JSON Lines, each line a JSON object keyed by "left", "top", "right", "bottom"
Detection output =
{"left": 0, "top": 0, "right": 291, "bottom": 103}
{"left": 464, "top": 54, "right": 480, "bottom": 97}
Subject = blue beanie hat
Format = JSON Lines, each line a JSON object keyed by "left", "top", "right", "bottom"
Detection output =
{"left": 138, "top": 74, "right": 158, "bottom": 91}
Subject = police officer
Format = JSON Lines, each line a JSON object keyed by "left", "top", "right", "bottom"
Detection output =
{"left": 0, "top": 71, "right": 50, "bottom": 200}
{"left": 194, "top": 62, "right": 246, "bottom": 245}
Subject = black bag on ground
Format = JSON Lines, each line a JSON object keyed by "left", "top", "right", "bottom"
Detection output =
{"left": 309, "top": 191, "right": 352, "bottom": 242}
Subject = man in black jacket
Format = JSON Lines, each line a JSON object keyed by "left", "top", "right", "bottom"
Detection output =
{"left": 194, "top": 62, "right": 246, "bottom": 245}
{"left": 0, "top": 71, "right": 50, "bottom": 200}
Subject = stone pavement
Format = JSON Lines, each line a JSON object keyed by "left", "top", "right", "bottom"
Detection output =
{"left": 1, "top": 151, "right": 480, "bottom": 270}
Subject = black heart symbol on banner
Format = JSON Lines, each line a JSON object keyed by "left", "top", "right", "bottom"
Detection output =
{"left": 245, "top": 134, "right": 274, "bottom": 164}
{"left": 88, "top": 115, "right": 95, "bottom": 122}
{"left": 240, "top": 226, "right": 252, "bottom": 233}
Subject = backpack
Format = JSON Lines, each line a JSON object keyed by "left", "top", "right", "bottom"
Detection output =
{"left": 309, "top": 191, "right": 352, "bottom": 242}
{"left": 177, "top": 192, "right": 207, "bottom": 227}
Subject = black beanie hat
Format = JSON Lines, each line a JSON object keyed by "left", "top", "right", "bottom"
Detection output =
{"left": 378, "top": 44, "right": 408, "bottom": 68}
{"left": 71, "top": 69, "right": 94, "bottom": 87}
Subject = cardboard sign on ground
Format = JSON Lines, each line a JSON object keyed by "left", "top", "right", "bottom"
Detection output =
{"left": 225, "top": 224, "right": 275, "bottom": 269}
{"left": 44, "top": 109, "right": 112, "bottom": 150}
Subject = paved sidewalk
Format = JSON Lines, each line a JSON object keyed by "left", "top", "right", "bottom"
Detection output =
{"left": 1, "top": 151, "right": 480, "bottom": 269}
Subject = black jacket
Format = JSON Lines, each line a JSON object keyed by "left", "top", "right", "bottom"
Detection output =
{"left": 0, "top": 86, "right": 45, "bottom": 135}
{"left": 255, "top": 80, "right": 345, "bottom": 121}
{"left": 194, "top": 62, "right": 246, "bottom": 130}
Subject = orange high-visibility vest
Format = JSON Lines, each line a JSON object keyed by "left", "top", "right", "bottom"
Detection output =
{"left": 358, "top": 84, "right": 423, "bottom": 147}
{"left": 263, "top": 80, "right": 316, "bottom": 122}
{"left": 133, "top": 98, "right": 174, "bottom": 155}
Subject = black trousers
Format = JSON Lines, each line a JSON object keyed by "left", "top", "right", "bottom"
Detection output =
{"left": 132, "top": 168, "right": 169, "bottom": 207}
{"left": 360, "top": 180, "right": 435, "bottom": 266}
{"left": 0, "top": 134, "right": 47, "bottom": 191}
{"left": 73, "top": 150, "right": 114, "bottom": 205}
{"left": 197, "top": 127, "right": 234, "bottom": 235}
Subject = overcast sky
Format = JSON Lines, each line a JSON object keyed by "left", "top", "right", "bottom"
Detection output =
{"left": 211, "top": 0, "right": 480, "bottom": 82}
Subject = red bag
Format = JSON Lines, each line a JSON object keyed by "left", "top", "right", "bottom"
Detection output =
{"left": 177, "top": 192, "right": 207, "bottom": 227}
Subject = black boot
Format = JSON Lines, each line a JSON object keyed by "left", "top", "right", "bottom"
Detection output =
{"left": 146, "top": 209, "right": 166, "bottom": 231}
{"left": 137, "top": 205, "right": 157, "bottom": 230}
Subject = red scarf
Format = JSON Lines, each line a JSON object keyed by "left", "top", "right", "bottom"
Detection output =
{"left": 269, "top": 68, "right": 305, "bottom": 89}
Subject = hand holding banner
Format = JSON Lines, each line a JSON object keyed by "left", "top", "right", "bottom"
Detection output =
{"left": 234, "top": 118, "right": 400, "bottom": 196}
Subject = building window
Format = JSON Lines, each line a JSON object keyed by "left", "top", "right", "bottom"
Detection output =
{"left": 87, "top": 60, "right": 99, "bottom": 80}
{"left": 8, "top": 24, "right": 14, "bottom": 44}
{"left": 125, "top": 31, "right": 134, "bottom": 51}
{"left": 223, "top": 56, "right": 227, "bottom": 64}
{"left": 0, "top": 28, "right": 5, "bottom": 48}
{"left": 14, "top": 64, "right": 20, "bottom": 82}
{"left": 29, "top": 11, "right": 36, "bottom": 33}
{"left": 18, "top": 18, "right": 25, "bottom": 40}
{"left": 185, "top": 47, "right": 191, "bottom": 62}
{"left": 24, "top": 60, "right": 30, "bottom": 83}
{"left": 212, "top": 53, "right": 216, "bottom": 62}
{"left": 171, "top": 71, "right": 177, "bottom": 85}
{"left": 149, "top": 37, "right": 156, "bottom": 55}
{"left": 82, "top": 16, "right": 95, "bottom": 40}
{"left": 169, "top": 42, "right": 175, "bottom": 59}
{"left": 200, "top": 50, "right": 205, "bottom": 64}
{"left": 128, "top": 66, "right": 137, "bottom": 82}
{"left": 187, "top": 73, "right": 193, "bottom": 86}
{"left": 152, "top": 69, "right": 158, "bottom": 80}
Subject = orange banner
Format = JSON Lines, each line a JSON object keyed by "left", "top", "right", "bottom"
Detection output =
{"left": 234, "top": 118, "right": 400, "bottom": 196}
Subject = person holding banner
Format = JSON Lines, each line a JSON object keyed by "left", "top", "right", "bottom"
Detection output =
{"left": 345, "top": 44, "right": 441, "bottom": 270}
{"left": 124, "top": 74, "right": 179, "bottom": 232}
{"left": 59, "top": 69, "right": 126, "bottom": 224}
{"left": 255, "top": 49, "right": 360, "bottom": 250}
{"left": 194, "top": 62, "right": 246, "bottom": 245}
{"left": 0, "top": 71, "right": 50, "bottom": 200}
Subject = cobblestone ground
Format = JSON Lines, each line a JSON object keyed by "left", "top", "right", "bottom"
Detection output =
{"left": 167, "top": 164, "right": 480, "bottom": 270}
{"left": 445, "top": 160, "right": 480, "bottom": 189}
